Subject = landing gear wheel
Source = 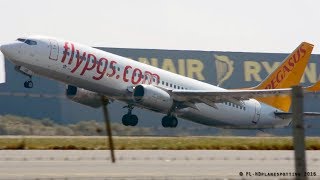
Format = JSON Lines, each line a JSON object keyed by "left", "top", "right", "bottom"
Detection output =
{"left": 122, "top": 114, "right": 131, "bottom": 126}
{"left": 162, "top": 116, "right": 178, "bottom": 128}
{"left": 130, "top": 115, "right": 138, "bottom": 126}
{"left": 170, "top": 117, "right": 178, "bottom": 127}
{"left": 24, "top": 80, "right": 33, "bottom": 88}
{"left": 122, "top": 114, "right": 138, "bottom": 126}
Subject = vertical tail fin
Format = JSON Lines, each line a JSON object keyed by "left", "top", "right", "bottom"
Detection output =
{"left": 252, "top": 42, "right": 314, "bottom": 112}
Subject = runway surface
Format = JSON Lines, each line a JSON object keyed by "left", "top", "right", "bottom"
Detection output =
{"left": 0, "top": 150, "right": 319, "bottom": 180}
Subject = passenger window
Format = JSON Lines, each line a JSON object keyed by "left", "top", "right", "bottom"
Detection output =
{"left": 162, "top": 81, "right": 164, "bottom": 85}
{"left": 170, "top": 84, "right": 172, "bottom": 87}
{"left": 178, "top": 86, "right": 180, "bottom": 89}
{"left": 174, "top": 85, "right": 176, "bottom": 88}
{"left": 166, "top": 82, "right": 168, "bottom": 86}
{"left": 118, "top": 67, "right": 120, "bottom": 71}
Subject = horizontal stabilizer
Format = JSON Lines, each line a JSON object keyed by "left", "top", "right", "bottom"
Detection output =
{"left": 275, "top": 112, "right": 320, "bottom": 119}
{"left": 0, "top": 51, "right": 5, "bottom": 84}
{"left": 305, "top": 80, "right": 320, "bottom": 92}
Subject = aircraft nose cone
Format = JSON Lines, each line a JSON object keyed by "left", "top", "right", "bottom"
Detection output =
{"left": 0, "top": 43, "right": 18, "bottom": 58}
{"left": 0, "top": 44, "right": 9, "bottom": 54}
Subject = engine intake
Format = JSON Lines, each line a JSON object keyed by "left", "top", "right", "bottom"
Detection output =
{"left": 133, "top": 85, "right": 173, "bottom": 112}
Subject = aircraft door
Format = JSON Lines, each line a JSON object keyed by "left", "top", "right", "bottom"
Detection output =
{"left": 252, "top": 100, "right": 261, "bottom": 124}
{"left": 49, "top": 39, "right": 59, "bottom": 60}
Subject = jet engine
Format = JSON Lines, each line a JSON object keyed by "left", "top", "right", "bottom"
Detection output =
{"left": 66, "top": 85, "right": 102, "bottom": 108}
{"left": 133, "top": 85, "right": 173, "bottom": 112}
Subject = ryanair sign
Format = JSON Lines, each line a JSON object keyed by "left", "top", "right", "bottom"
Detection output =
{"left": 100, "top": 47, "right": 319, "bottom": 88}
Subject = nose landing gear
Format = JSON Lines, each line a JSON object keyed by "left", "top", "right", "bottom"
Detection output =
{"left": 15, "top": 66, "right": 34, "bottom": 89}
{"left": 122, "top": 105, "right": 138, "bottom": 126}
{"left": 24, "top": 80, "right": 33, "bottom": 88}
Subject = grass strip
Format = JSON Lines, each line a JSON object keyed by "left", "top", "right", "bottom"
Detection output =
{"left": 0, "top": 136, "right": 319, "bottom": 150}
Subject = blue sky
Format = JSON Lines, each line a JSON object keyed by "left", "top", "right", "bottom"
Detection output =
{"left": 1, "top": 0, "right": 320, "bottom": 52}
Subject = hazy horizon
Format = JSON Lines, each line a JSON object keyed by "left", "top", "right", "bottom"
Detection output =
{"left": 1, "top": 0, "right": 320, "bottom": 53}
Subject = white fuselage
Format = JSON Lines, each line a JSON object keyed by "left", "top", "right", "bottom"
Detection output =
{"left": 2, "top": 36, "right": 291, "bottom": 129}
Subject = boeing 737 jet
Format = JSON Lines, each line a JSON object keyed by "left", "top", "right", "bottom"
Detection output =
{"left": 1, "top": 36, "right": 320, "bottom": 129}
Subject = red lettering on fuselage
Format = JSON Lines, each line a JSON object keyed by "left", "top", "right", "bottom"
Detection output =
{"left": 123, "top": 65, "right": 132, "bottom": 82}
{"left": 70, "top": 50, "right": 86, "bottom": 73}
{"left": 132, "top": 68, "right": 142, "bottom": 84}
{"left": 80, "top": 53, "right": 97, "bottom": 75}
{"left": 106, "top": 61, "right": 117, "bottom": 77}
{"left": 93, "top": 58, "right": 108, "bottom": 80}
{"left": 68, "top": 43, "right": 75, "bottom": 65}
{"left": 61, "top": 42, "right": 69, "bottom": 63}
{"left": 60, "top": 41, "right": 161, "bottom": 85}
{"left": 143, "top": 71, "right": 160, "bottom": 85}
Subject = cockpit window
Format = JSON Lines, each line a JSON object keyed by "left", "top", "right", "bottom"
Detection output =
{"left": 25, "top": 39, "right": 37, "bottom": 45}
{"left": 16, "top": 38, "right": 37, "bottom": 45}
{"left": 17, "top": 38, "right": 26, "bottom": 42}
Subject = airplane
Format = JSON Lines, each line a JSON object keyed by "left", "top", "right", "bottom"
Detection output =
{"left": 1, "top": 35, "right": 320, "bottom": 129}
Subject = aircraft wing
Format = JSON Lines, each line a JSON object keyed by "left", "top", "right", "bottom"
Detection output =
{"left": 171, "top": 88, "right": 292, "bottom": 108}
{"left": 275, "top": 112, "right": 320, "bottom": 119}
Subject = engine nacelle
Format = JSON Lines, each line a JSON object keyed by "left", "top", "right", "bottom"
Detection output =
{"left": 66, "top": 85, "right": 102, "bottom": 108}
{"left": 133, "top": 85, "right": 173, "bottom": 112}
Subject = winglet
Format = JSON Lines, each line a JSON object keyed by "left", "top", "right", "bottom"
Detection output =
{"left": 305, "top": 80, "right": 320, "bottom": 92}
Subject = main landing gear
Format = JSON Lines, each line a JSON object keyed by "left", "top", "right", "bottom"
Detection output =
{"left": 161, "top": 116, "right": 178, "bottom": 128}
{"left": 161, "top": 101, "right": 178, "bottom": 128}
{"left": 121, "top": 103, "right": 178, "bottom": 128}
{"left": 122, "top": 105, "right": 138, "bottom": 126}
